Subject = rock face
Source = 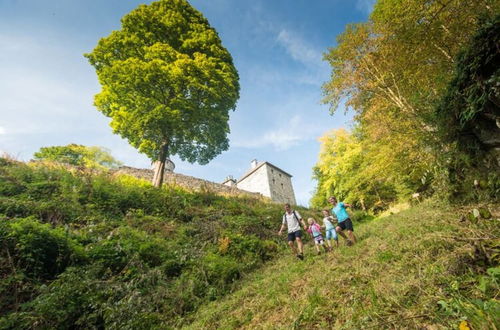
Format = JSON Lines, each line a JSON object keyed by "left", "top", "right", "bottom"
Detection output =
{"left": 114, "top": 166, "right": 262, "bottom": 199}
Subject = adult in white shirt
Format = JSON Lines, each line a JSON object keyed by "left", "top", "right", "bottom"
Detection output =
{"left": 278, "top": 203, "right": 308, "bottom": 260}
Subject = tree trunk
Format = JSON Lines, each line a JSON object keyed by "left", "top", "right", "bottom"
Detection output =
{"left": 152, "top": 143, "right": 169, "bottom": 188}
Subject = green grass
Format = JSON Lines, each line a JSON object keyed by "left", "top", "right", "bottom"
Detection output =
{"left": 0, "top": 158, "right": 318, "bottom": 329}
{"left": 0, "top": 158, "right": 497, "bottom": 329}
{"left": 182, "top": 202, "right": 499, "bottom": 329}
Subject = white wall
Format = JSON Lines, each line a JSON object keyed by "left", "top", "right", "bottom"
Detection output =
{"left": 236, "top": 165, "right": 271, "bottom": 197}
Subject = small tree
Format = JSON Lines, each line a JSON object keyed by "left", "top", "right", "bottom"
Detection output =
{"left": 33, "top": 144, "right": 122, "bottom": 169}
{"left": 85, "top": 0, "right": 240, "bottom": 187}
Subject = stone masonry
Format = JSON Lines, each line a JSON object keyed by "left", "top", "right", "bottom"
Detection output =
{"left": 114, "top": 166, "right": 262, "bottom": 199}
{"left": 234, "top": 160, "right": 297, "bottom": 205}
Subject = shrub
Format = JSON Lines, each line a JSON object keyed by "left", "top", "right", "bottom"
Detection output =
{"left": 0, "top": 158, "right": 286, "bottom": 327}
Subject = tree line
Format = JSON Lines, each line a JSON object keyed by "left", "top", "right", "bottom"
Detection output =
{"left": 311, "top": 0, "right": 499, "bottom": 210}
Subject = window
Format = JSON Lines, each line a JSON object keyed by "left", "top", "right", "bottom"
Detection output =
{"left": 281, "top": 183, "right": 283, "bottom": 188}
{"left": 279, "top": 173, "right": 282, "bottom": 178}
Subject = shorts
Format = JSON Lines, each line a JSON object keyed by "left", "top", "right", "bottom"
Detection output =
{"left": 314, "top": 235, "right": 324, "bottom": 245}
{"left": 325, "top": 228, "right": 338, "bottom": 241}
{"left": 337, "top": 218, "right": 354, "bottom": 231}
{"left": 287, "top": 230, "right": 303, "bottom": 242}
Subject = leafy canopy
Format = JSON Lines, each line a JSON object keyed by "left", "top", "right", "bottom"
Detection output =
{"left": 317, "top": 0, "right": 498, "bottom": 204}
{"left": 436, "top": 15, "right": 500, "bottom": 157}
{"left": 33, "top": 144, "right": 122, "bottom": 169}
{"left": 85, "top": 0, "right": 240, "bottom": 164}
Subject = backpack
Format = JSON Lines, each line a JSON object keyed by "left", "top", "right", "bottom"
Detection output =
{"left": 283, "top": 210, "right": 300, "bottom": 224}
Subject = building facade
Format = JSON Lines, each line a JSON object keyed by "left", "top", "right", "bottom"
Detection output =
{"left": 230, "top": 160, "right": 297, "bottom": 205}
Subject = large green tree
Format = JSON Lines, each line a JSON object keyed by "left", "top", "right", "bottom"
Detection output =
{"left": 85, "top": 0, "right": 239, "bottom": 187}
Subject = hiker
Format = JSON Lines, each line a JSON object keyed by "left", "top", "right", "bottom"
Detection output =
{"left": 321, "top": 209, "right": 338, "bottom": 250}
{"left": 307, "top": 218, "right": 329, "bottom": 255}
{"left": 278, "top": 203, "right": 308, "bottom": 260}
{"left": 328, "top": 196, "right": 357, "bottom": 245}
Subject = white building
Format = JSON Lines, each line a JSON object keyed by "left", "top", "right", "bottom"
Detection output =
{"left": 223, "top": 160, "right": 297, "bottom": 205}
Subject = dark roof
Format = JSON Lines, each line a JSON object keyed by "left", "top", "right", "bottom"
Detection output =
{"left": 238, "top": 161, "right": 292, "bottom": 183}
{"left": 221, "top": 177, "right": 236, "bottom": 184}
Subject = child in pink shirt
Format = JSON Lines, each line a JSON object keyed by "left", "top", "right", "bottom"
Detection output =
{"left": 307, "top": 218, "right": 328, "bottom": 255}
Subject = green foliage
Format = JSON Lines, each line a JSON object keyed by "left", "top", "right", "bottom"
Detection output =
{"left": 311, "top": 128, "right": 411, "bottom": 211}
{"left": 320, "top": 0, "right": 499, "bottom": 205}
{"left": 0, "top": 216, "right": 85, "bottom": 316}
{"left": 0, "top": 158, "right": 284, "bottom": 328}
{"left": 435, "top": 15, "right": 500, "bottom": 201}
{"left": 85, "top": 0, "right": 240, "bottom": 174}
{"left": 33, "top": 144, "right": 122, "bottom": 169}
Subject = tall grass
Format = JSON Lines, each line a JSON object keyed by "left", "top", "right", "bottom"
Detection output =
{"left": 183, "top": 202, "right": 499, "bottom": 329}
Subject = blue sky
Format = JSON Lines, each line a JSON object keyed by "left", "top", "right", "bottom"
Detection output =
{"left": 0, "top": 0, "right": 374, "bottom": 206}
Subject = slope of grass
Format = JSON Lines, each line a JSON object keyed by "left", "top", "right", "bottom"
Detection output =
{"left": 183, "top": 202, "right": 499, "bottom": 329}
{"left": 0, "top": 158, "right": 497, "bottom": 329}
{"left": 0, "top": 158, "right": 318, "bottom": 329}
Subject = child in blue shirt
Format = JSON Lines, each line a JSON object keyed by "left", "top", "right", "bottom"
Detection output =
{"left": 321, "top": 209, "right": 338, "bottom": 250}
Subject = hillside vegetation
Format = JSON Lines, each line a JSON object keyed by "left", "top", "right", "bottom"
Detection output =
{"left": 184, "top": 203, "right": 499, "bottom": 329}
{"left": 0, "top": 158, "right": 312, "bottom": 329}
{"left": 0, "top": 159, "right": 498, "bottom": 329}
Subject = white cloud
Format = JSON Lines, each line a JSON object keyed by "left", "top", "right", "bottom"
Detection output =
{"left": 232, "top": 114, "right": 331, "bottom": 151}
{"left": 356, "top": 0, "right": 376, "bottom": 14}
{"left": 0, "top": 127, "right": 5, "bottom": 135}
{"left": 276, "top": 29, "right": 323, "bottom": 68}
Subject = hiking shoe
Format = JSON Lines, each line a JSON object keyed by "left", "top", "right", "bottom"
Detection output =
{"left": 297, "top": 253, "right": 304, "bottom": 260}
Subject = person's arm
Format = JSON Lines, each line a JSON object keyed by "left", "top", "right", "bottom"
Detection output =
{"left": 343, "top": 203, "right": 352, "bottom": 208}
{"left": 278, "top": 223, "right": 285, "bottom": 235}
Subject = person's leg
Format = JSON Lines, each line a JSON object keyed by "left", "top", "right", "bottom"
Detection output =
{"left": 345, "top": 219, "right": 357, "bottom": 244}
{"left": 287, "top": 232, "right": 298, "bottom": 254}
{"left": 288, "top": 240, "right": 297, "bottom": 254}
{"left": 346, "top": 230, "right": 357, "bottom": 244}
{"left": 331, "top": 230, "right": 338, "bottom": 248}
{"left": 336, "top": 226, "right": 348, "bottom": 240}
{"left": 326, "top": 239, "right": 332, "bottom": 249}
{"left": 315, "top": 242, "right": 320, "bottom": 253}
{"left": 325, "top": 231, "right": 332, "bottom": 250}
{"left": 296, "top": 237, "right": 304, "bottom": 255}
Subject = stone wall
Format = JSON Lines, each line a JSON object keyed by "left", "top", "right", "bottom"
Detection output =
{"left": 266, "top": 165, "right": 297, "bottom": 205}
{"left": 114, "top": 166, "right": 263, "bottom": 199}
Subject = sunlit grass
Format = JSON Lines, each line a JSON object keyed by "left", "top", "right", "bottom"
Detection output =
{"left": 183, "top": 202, "right": 499, "bottom": 329}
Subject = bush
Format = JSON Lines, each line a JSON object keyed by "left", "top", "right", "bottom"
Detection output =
{"left": 0, "top": 158, "right": 286, "bottom": 327}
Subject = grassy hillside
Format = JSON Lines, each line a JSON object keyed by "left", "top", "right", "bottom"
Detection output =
{"left": 0, "top": 158, "right": 315, "bottom": 329}
{"left": 183, "top": 203, "right": 499, "bottom": 329}
{"left": 0, "top": 158, "right": 497, "bottom": 329}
